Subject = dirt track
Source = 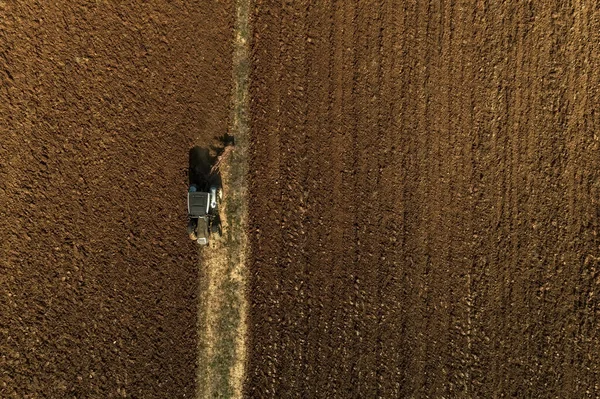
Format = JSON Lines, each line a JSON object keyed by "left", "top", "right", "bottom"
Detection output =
{"left": 247, "top": 1, "right": 600, "bottom": 397}
{"left": 0, "top": 1, "right": 232, "bottom": 397}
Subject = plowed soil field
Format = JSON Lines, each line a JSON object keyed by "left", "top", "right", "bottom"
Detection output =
{"left": 0, "top": 1, "right": 232, "bottom": 397}
{"left": 247, "top": 1, "right": 600, "bottom": 397}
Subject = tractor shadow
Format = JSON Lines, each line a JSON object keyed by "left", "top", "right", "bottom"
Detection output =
{"left": 188, "top": 134, "right": 234, "bottom": 190}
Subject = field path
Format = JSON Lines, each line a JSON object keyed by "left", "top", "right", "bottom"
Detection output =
{"left": 196, "top": 0, "right": 251, "bottom": 397}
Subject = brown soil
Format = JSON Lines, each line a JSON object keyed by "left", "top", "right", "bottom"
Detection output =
{"left": 247, "top": 1, "right": 600, "bottom": 397}
{"left": 0, "top": 1, "right": 232, "bottom": 397}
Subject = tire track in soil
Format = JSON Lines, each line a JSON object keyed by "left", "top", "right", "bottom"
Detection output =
{"left": 246, "top": 0, "right": 284, "bottom": 395}
{"left": 300, "top": 0, "right": 334, "bottom": 394}
{"left": 351, "top": 1, "right": 387, "bottom": 395}
{"left": 275, "top": 0, "right": 310, "bottom": 394}
{"left": 325, "top": 1, "right": 360, "bottom": 395}
{"left": 247, "top": 1, "right": 600, "bottom": 397}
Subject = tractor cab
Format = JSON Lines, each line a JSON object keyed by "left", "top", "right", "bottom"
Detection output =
{"left": 187, "top": 184, "right": 220, "bottom": 246}
{"left": 188, "top": 191, "right": 211, "bottom": 217}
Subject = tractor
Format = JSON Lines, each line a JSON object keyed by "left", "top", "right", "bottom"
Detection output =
{"left": 187, "top": 182, "right": 221, "bottom": 246}
{"left": 187, "top": 145, "right": 230, "bottom": 245}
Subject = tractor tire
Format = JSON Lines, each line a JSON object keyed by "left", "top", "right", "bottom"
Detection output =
{"left": 187, "top": 220, "right": 198, "bottom": 241}
{"left": 211, "top": 222, "right": 222, "bottom": 236}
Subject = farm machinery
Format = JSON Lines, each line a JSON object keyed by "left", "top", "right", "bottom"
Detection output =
{"left": 186, "top": 145, "right": 231, "bottom": 246}
{"left": 187, "top": 183, "right": 222, "bottom": 246}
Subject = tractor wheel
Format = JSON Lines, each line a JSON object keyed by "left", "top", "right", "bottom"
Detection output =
{"left": 211, "top": 222, "right": 222, "bottom": 236}
{"left": 187, "top": 220, "right": 198, "bottom": 241}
